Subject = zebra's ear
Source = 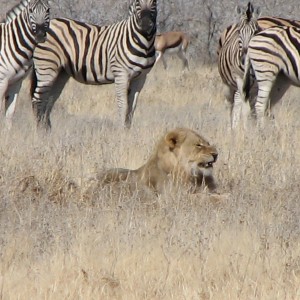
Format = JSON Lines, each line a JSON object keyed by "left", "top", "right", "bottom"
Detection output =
{"left": 235, "top": 5, "right": 242, "bottom": 16}
{"left": 41, "top": 0, "right": 51, "bottom": 6}
{"left": 253, "top": 7, "right": 262, "bottom": 19}
{"left": 45, "top": 0, "right": 52, "bottom": 6}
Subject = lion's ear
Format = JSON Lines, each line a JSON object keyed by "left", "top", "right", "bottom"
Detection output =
{"left": 165, "top": 130, "right": 186, "bottom": 150}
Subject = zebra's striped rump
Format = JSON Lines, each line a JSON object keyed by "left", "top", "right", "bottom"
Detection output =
{"left": 243, "top": 25, "right": 300, "bottom": 122}
{"left": 218, "top": 7, "right": 300, "bottom": 128}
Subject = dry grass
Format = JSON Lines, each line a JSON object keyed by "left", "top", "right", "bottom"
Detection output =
{"left": 0, "top": 61, "right": 299, "bottom": 299}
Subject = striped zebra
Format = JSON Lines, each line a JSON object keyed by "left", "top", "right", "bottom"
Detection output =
{"left": 218, "top": 16, "right": 300, "bottom": 53}
{"left": 5, "top": 0, "right": 29, "bottom": 22}
{"left": 217, "top": 2, "right": 261, "bottom": 128}
{"left": 0, "top": 0, "right": 50, "bottom": 125}
{"left": 0, "top": 1, "right": 27, "bottom": 23}
{"left": 30, "top": 0, "right": 157, "bottom": 130}
{"left": 243, "top": 25, "right": 300, "bottom": 125}
{"left": 219, "top": 13, "right": 300, "bottom": 128}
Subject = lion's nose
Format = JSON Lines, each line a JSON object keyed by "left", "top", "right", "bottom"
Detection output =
{"left": 212, "top": 153, "right": 218, "bottom": 162}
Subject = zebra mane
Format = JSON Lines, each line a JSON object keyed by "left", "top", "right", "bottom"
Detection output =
{"left": 128, "top": 1, "right": 135, "bottom": 16}
{"left": 4, "top": 0, "right": 30, "bottom": 23}
{"left": 2, "top": 0, "right": 50, "bottom": 24}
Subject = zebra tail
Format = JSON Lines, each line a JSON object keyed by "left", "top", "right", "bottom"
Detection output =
{"left": 30, "top": 66, "right": 37, "bottom": 99}
{"left": 242, "top": 53, "right": 252, "bottom": 102}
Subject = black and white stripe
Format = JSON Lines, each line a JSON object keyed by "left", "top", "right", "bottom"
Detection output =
{"left": 218, "top": 16, "right": 300, "bottom": 126}
{"left": 0, "top": 0, "right": 50, "bottom": 124}
{"left": 0, "top": 0, "right": 29, "bottom": 23}
{"left": 243, "top": 25, "right": 300, "bottom": 124}
{"left": 217, "top": 2, "right": 261, "bottom": 128}
{"left": 5, "top": 0, "right": 30, "bottom": 23}
{"left": 31, "top": 0, "right": 157, "bottom": 130}
{"left": 218, "top": 17, "right": 300, "bottom": 54}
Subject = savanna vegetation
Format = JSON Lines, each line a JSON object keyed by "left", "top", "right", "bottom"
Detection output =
{"left": 0, "top": 0, "right": 299, "bottom": 299}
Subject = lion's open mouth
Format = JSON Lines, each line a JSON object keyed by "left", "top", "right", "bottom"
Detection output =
{"left": 198, "top": 162, "right": 214, "bottom": 168}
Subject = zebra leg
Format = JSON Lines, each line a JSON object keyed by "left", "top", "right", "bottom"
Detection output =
{"left": 232, "top": 77, "right": 249, "bottom": 129}
{"left": 126, "top": 74, "right": 147, "bottom": 128}
{"left": 114, "top": 74, "right": 130, "bottom": 128}
{"left": 5, "top": 80, "right": 22, "bottom": 129}
{"left": 32, "top": 69, "right": 69, "bottom": 130}
{"left": 223, "top": 85, "right": 234, "bottom": 128}
{"left": 269, "top": 74, "right": 291, "bottom": 113}
{"left": 232, "top": 92, "right": 251, "bottom": 129}
{"left": 237, "top": 77, "right": 251, "bottom": 129}
{"left": 231, "top": 91, "right": 243, "bottom": 128}
{"left": 255, "top": 80, "right": 274, "bottom": 126}
{"left": 31, "top": 70, "right": 52, "bottom": 129}
{"left": 0, "top": 80, "right": 9, "bottom": 116}
{"left": 32, "top": 95, "right": 52, "bottom": 130}
{"left": 44, "top": 72, "right": 70, "bottom": 126}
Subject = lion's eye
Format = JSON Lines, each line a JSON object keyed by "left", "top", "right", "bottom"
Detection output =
{"left": 196, "top": 144, "right": 203, "bottom": 148}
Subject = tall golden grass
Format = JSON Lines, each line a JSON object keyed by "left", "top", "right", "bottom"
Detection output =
{"left": 0, "top": 61, "right": 299, "bottom": 299}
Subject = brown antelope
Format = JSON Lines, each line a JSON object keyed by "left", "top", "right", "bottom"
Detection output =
{"left": 154, "top": 31, "right": 190, "bottom": 70}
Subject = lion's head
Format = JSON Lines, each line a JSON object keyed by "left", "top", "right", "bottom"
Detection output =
{"left": 148, "top": 128, "right": 218, "bottom": 191}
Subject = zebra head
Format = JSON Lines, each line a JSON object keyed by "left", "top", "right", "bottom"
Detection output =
{"left": 236, "top": 2, "right": 261, "bottom": 62}
{"left": 131, "top": 0, "right": 157, "bottom": 37}
{"left": 27, "top": 0, "right": 50, "bottom": 43}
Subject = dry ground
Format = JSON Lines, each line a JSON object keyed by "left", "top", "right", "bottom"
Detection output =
{"left": 0, "top": 60, "right": 299, "bottom": 299}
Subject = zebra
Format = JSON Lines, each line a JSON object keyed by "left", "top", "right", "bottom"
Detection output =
{"left": 218, "top": 13, "right": 300, "bottom": 128}
{"left": 5, "top": 0, "right": 30, "bottom": 23}
{"left": 30, "top": 0, "right": 157, "bottom": 130}
{"left": 243, "top": 25, "right": 300, "bottom": 125}
{"left": 217, "top": 2, "right": 261, "bottom": 128}
{"left": 218, "top": 16, "right": 300, "bottom": 53}
{"left": 0, "top": 0, "right": 50, "bottom": 126}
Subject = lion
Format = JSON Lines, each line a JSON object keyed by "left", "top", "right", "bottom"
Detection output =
{"left": 98, "top": 128, "right": 218, "bottom": 194}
